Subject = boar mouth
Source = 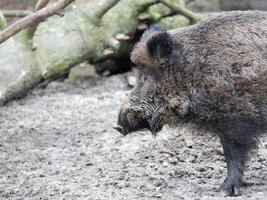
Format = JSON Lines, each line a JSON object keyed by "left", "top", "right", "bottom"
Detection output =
{"left": 113, "top": 125, "right": 129, "bottom": 136}
{"left": 115, "top": 108, "right": 164, "bottom": 136}
{"left": 113, "top": 118, "right": 163, "bottom": 136}
{"left": 113, "top": 118, "right": 151, "bottom": 136}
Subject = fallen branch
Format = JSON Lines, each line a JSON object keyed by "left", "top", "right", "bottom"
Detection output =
{"left": 93, "top": 0, "right": 120, "bottom": 24}
{"left": 1, "top": 10, "right": 32, "bottom": 18}
{"left": 0, "top": 0, "right": 203, "bottom": 106}
{"left": 28, "top": 0, "right": 51, "bottom": 39}
{"left": 0, "top": 0, "right": 74, "bottom": 45}
{"left": 159, "top": 0, "right": 203, "bottom": 23}
{"left": 34, "top": 0, "right": 50, "bottom": 11}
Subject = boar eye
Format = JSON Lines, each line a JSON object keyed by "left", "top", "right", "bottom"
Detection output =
{"left": 141, "top": 74, "right": 148, "bottom": 82}
{"left": 137, "top": 73, "right": 149, "bottom": 83}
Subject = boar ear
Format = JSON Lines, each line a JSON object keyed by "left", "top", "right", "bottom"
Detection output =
{"left": 146, "top": 30, "right": 173, "bottom": 60}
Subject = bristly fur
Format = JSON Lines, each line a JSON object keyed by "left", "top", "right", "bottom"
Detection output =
{"left": 147, "top": 32, "right": 173, "bottom": 58}
{"left": 119, "top": 11, "right": 267, "bottom": 196}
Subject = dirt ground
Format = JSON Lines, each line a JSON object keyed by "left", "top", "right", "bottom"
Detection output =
{"left": 0, "top": 74, "right": 266, "bottom": 200}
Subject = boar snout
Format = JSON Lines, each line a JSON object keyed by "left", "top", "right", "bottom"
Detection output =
{"left": 114, "top": 108, "right": 150, "bottom": 135}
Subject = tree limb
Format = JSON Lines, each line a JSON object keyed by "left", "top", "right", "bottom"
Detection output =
{"left": 0, "top": 0, "right": 74, "bottom": 45}
{"left": 185, "top": 0, "right": 196, "bottom": 5}
{"left": 93, "top": 0, "right": 120, "bottom": 24}
{"left": 1, "top": 10, "right": 32, "bottom": 18}
{"left": 27, "top": 0, "right": 51, "bottom": 39}
{"left": 34, "top": 0, "right": 50, "bottom": 11}
{"left": 159, "top": 0, "right": 203, "bottom": 23}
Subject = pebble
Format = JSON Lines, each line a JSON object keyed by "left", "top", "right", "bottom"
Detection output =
{"left": 162, "top": 161, "right": 169, "bottom": 167}
{"left": 167, "top": 170, "right": 176, "bottom": 177}
{"left": 117, "top": 181, "right": 130, "bottom": 189}
{"left": 169, "top": 157, "right": 178, "bottom": 164}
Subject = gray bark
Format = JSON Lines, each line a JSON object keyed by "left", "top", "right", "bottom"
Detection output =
{"left": 0, "top": 0, "right": 203, "bottom": 105}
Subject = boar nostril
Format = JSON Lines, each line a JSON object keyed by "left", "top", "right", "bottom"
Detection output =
{"left": 113, "top": 125, "right": 128, "bottom": 136}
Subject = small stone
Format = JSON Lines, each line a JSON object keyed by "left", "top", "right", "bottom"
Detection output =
{"left": 102, "top": 70, "right": 111, "bottom": 76}
{"left": 68, "top": 62, "right": 96, "bottom": 84}
{"left": 117, "top": 181, "right": 129, "bottom": 189}
{"left": 197, "top": 167, "right": 206, "bottom": 172}
{"left": 158, "top": 167, "right": 166, "bottom": 174}
{"left": 158, "top": 156, "right": 165, "bottom": 162}
{"left": 168, "top": 157, "right": 178, "bottom": 164}
{"left": 168, "top": 170, "right": 176, "bottom": 177}
{"left": 154, "top": 180, "right": 163, "bottom": 187}
{"left": 151, "top": 193, "right": 162, "bottom": 198}
{"left": 80, "top": 152, "right": 85, "bottom": 156}
{"left": 118, "top": 174, "right": 125, "bottom": 180}
{"left": 162, "top": 161, "right": 169, "bottom": 167}
{"left": 127, "top": 75, "right": 136, "bottom": 87}
{"left": 85, "top": 162, "right": 93, "bottom": 166}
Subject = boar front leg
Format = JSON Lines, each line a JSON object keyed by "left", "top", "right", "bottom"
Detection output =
{"left": 218, "top": 120, "right": 259, "bottom": 196}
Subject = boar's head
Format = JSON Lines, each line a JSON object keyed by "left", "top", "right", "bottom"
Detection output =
{"left": 115, "top": 25, "right": 188, "bottom": 136}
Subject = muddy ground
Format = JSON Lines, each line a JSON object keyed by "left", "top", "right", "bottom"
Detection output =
{"left": 0, "top": 74, "right": 266, "bottom": 200}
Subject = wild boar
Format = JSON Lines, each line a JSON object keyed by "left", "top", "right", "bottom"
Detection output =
{"left": 115, "top": 11, "right": 267, "bottom": 196}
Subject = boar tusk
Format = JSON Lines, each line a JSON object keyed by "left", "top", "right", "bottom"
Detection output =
{"left": 113, "top": 125, "right": 128, "bottom": 136}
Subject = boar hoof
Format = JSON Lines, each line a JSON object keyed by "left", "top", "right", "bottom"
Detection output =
{"left": 218, "top": 180, "right": 241, "bottom": 197}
